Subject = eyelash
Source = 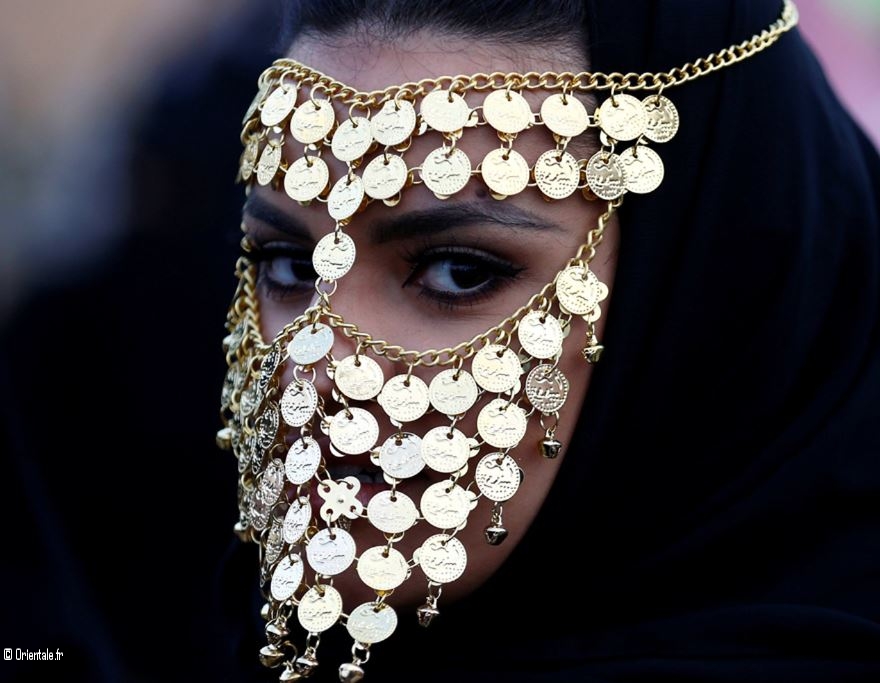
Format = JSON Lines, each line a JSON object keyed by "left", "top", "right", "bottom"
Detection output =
{"left": 246, "top": 242, "right": 316, "bottom": 301}
{"left": 401, "top": 245, "right": 525, "bottom": 310}
{"left": 244, "top": 240, "right": 525, "bottom": 310}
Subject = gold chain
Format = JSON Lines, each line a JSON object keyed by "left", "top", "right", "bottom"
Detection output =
{"left": 260, "top": 0, "right": 796, "bottom": 108}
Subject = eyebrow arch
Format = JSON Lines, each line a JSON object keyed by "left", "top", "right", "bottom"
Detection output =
{"left": 243, "top": 193, "right": 311, "bottom": 239}
{"left": 370, "top": 201, "right": 562, "bottom": 244}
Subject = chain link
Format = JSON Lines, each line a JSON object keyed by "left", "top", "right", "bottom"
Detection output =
{"left": 263, "top": 0, "right": 796, "bottom": 106}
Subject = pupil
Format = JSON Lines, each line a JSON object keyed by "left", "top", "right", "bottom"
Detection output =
{"left": 449, "top": 262, "right": 486, "bottom": 290}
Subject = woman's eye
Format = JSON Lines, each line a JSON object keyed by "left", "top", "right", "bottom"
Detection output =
{"left": 250, "top": 244, "right": 316, "bottom": 297}
{"left": 405, "top": 248, "right": 523, "bottom": 307}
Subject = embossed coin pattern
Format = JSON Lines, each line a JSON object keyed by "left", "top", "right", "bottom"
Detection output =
{"left": 477, "top": 399, "right": 528, "bottom": 449}
{"left": 472, "top": 344, "right": 522, "bottom": 393}
{"left": 525, "top": 364, "right": 570, "bottom": 415}
{"left": 284, "top": 156, "right": 329, "bottom": 202}
{"left": 482, "top": 89, "right": 532, "bottom": 134}
{"left": 333, "top": 354, "right": 384, "bottom": 401}
{"left": 331, "top": 117, "right": 373, "bottom": 162}
{"left": 329, "top": 407, "right": 380, "bottom": 455}
{"left": 421, "top": 426, "right": 471, "bottom": 474}
{"left": 346, "top": 603, "right": 398, "bottom": 644}
{"left": 256, "top": 142, "right": 282, "bottom": 186}
{"left": 619, "top": 145, "right": 665, "bottom": 194}
{"left": 270, "top": 554, "right": 303, "bottom": 601}
{"left": 284, "top": 436, "right": 322, "bottom": 485}
{"left": 642, "top": 94, "right": 679, "bottom": 143}
{"left": 356, "top": 546, "right": 409, "bottom": 591}
{"left": 370, "top": 99, "right": 416, "bottom": 146}
{"left": 366, "top": 490, "right": 419, "bottom": 534}
{"left": 597, "top": 94, "right": 647, "bottom": 142}
{"left": 474, "top": 453, "right": 521, "bottom": 502}
{"left": 378, "top": 433, "right": 425, "bottom": 479}
{"left": 420, "top": 482, "right": 472, "bottom": 529}
{"left": 377, "top": 375, "right": 430, "bottom": 422}
{"left": 282, "top": 496, "right": 312, "bottom": 544}
{"left": 420, "top": 147, "right": 472, "bottom": 197}
{"left": 585, "top": 151, "right": 627, "bottom": 200}
{"left": 534, "top": 150, "right": 580, "bottom": 199}
{"left": 297, "top": 585, "right": 343, "bottom": 633}
{"left": 327, "top": 175, "right": 365, "bottom": 222}
{"left": 420, "top": 90, "right": 470, "bottom": 133}
{"left": 306, "top": 527, "right": 356, "bottom": 576}
{"left": 428, "top": 368, "right": 479, "bottom": 415}
{"left": 288, "top": 323, "right": 334, "bottom": 366}
{"left": 517, "top": 310, "right": 564, "bottom": 359}
{"left": 280, "top": 380, "right": 318, "bottom": 427}
{"left": 260, "top": 85, "right": 297, "bottom": 127}
{"left": 290, "top": 99, "right": 335, "bottom": 144}
{"left": 312, "top": 232, "right": 357, "bottom": 281}
{"left": 418, "top": 534, "right": 467, "bottom": 584}
{"left": 556, "top": 266, "right": 602, "bottom": 316}
{"left": 540, "top": 94, "right": 589, "bottom": 138}
{"left": 481, "top": 148, "right": 530, "bottom": 197}
{"left": 362, "top": 153, "right": 408, "bottom": 200}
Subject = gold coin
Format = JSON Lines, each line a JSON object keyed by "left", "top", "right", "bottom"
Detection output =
{"left": 556, "top": 265, "right": 602, "bottom": 315}
{"left": 417, "top": 534, "right": 467, "bottom": 584}
{"left": 362, "top": 153, "right": 408, "bottom": 200}
{"left": 474, "top": 453, "right": 521, "bottom": 502}
{"left": 328, "top": 407, "right": 379, "bottom": 455}
{"left": 477, "top": 398, "right": 528, "bottom": 449}
{"left": 534, "top": 150, "right": 580, "bottom": 199}
{"left": 482, "top": 89, "right": 532, "bottom": 134}
{"left": 287, "top": 323, "right": 334, "bottom": 366}
{"left": 472, "top": 344, "right": 522, "bottom": 393}
{"left": 256, "top": 141, "right": 282, "bottom": 186}
{"left": 525, "top": 364, "right": 570, "bottom": 414}
{"left": 312, "top": 231, "right": 356, "bottom": 280}
{"left": 585, "top": 151, "right": 627, "bottom": 200}
{"left": 420, "top": 147, "right": 472, "bottom": 197}
{"left": 356, "top": 546, "right": 409, "bottom": 591}
{"left": 283, "top": 156, "right": 329, "bottom": 202}
{"left": 255, "top": 403, "right": 280, "bottom": 449}
{"left": 242, "top": 80, "right": 269, "bottom": 125}
{"left": 290, "top": 99, "right": 335, "bottom": 144}
{"left": 347, "top": 603, "right": 398, "bottom": 645}
{"left": 239, "top": 137, "right": 260, "bottom": 182}
{"left": 306, "top": 528, "right": 356, "bottom": 576}
{"left": 371, "top": 99, "right": 416, "bottom": 146}
{"left": 283, "top": 496, "right": 312, "bottom": 544}
{"left": 327, "top": 175, "right": 365, "bottom": 221}
{"left": 428, "top": 368, "right": 478, "bottom": 415}
{"left": 270, "top": 554, "right": 303, "bottom": 602}
{"left": 420, "top": 482, "right": 471, "bottom": 529}
{"left": 643, "top": 94, "right": 679, "bottom": 143}
{"left": 331, "top": 117, "right": 373, "bottom": 162}
{"left": 619, "top": 145, "right": 665, "bottom": 194}
{"left": 377, "top": 374, "right": 430, "bottom": 423}
{"left": 517, "top": 310, "right": 564, "bottom": 360}
{"left": 421, "top": 426, "right": 471, "bottom": 474}
{"left": 297, "top": 585, "right": 343, "bottom": 633}
{"left": 285, "top": 436, "right": 322, "bottom": 485}
{"left": 480, "top": 148, "right": 530, "bottom": 197}
{"left": 366, "top": 490, "right": 418, "bottom": 534}
{"left": 420, "top": 89, "right": 470, "bottom": 133}
{"left": 597, "top": 94, "right": 647, "bottom": 142}
{"left": 260, "top": 85, "right": 297, "bottom": 127}
{"left": 540, "top": 93, "right": 589, "bottom": 138}
{"left": 251, "top": 458, "right": 285, "bottom": 531}
{"left": 280, "top": 379, "right": 318, "bottom": 427}
{"left": 333, "top": 354, "right": 384, "bottom": 401}
{"left": 378, "top": 433, "right": 425, "bottom": 479}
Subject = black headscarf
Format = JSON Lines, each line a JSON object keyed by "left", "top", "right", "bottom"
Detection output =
{"left": 353, "top": 1, "right": 880, "bottom": 681}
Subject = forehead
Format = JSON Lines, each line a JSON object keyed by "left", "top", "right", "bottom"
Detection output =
{"left": 290, "top": 31, "right": 588, "bottom": 91}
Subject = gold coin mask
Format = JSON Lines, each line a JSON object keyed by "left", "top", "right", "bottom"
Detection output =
{"left": 218, "top": 3, "right": 798, "bottom": 680}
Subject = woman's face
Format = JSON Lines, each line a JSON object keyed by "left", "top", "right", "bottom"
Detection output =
{"left": 243, "top": 33, "right": 619, "bottom": 607}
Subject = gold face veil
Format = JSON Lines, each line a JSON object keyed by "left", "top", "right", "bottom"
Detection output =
{"left": 217, "top": 3, "right": 798, "bottom": 680}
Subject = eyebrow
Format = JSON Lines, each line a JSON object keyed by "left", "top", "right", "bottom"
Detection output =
{"left": 370, "top": 202, "right": 562, "bottom": 244}
{"left": 243, "top": 193, "right": 562, "bottom": 243}
{"left": 243, "top": 193, "right": 311, "bottom": 239}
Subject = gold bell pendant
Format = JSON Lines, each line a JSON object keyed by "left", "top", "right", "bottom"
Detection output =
{"left": 416, "top": 597, "right": 440, "bottom": 627}
{"left": 338, "top": 662, "right": 365, "bottom": 683}
{"left": 259, "top": 644, "right": 286, "bottom": 668}
{"left": 539, "top": 427, "right": 563, "bottom": 459}
{"left": 265, "top": 619, "right": 289, "bottom": 645}
{"left": 582, "top": 333, "right": 604, "bottom": 364}
{"left": 484, "top": 503, "right": 508, "bottom": 545}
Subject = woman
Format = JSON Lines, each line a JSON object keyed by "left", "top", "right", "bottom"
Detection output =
{"left": 219, "top": 0, "right": 880, "bottom": 680}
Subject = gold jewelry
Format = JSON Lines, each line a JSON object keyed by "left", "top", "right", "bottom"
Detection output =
{"left": 219, "top": 3, "right": 798, "bottom": 680}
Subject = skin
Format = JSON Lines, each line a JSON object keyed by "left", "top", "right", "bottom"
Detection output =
{"left": 243, "top": 31, "right": 620, "bottom": 608}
